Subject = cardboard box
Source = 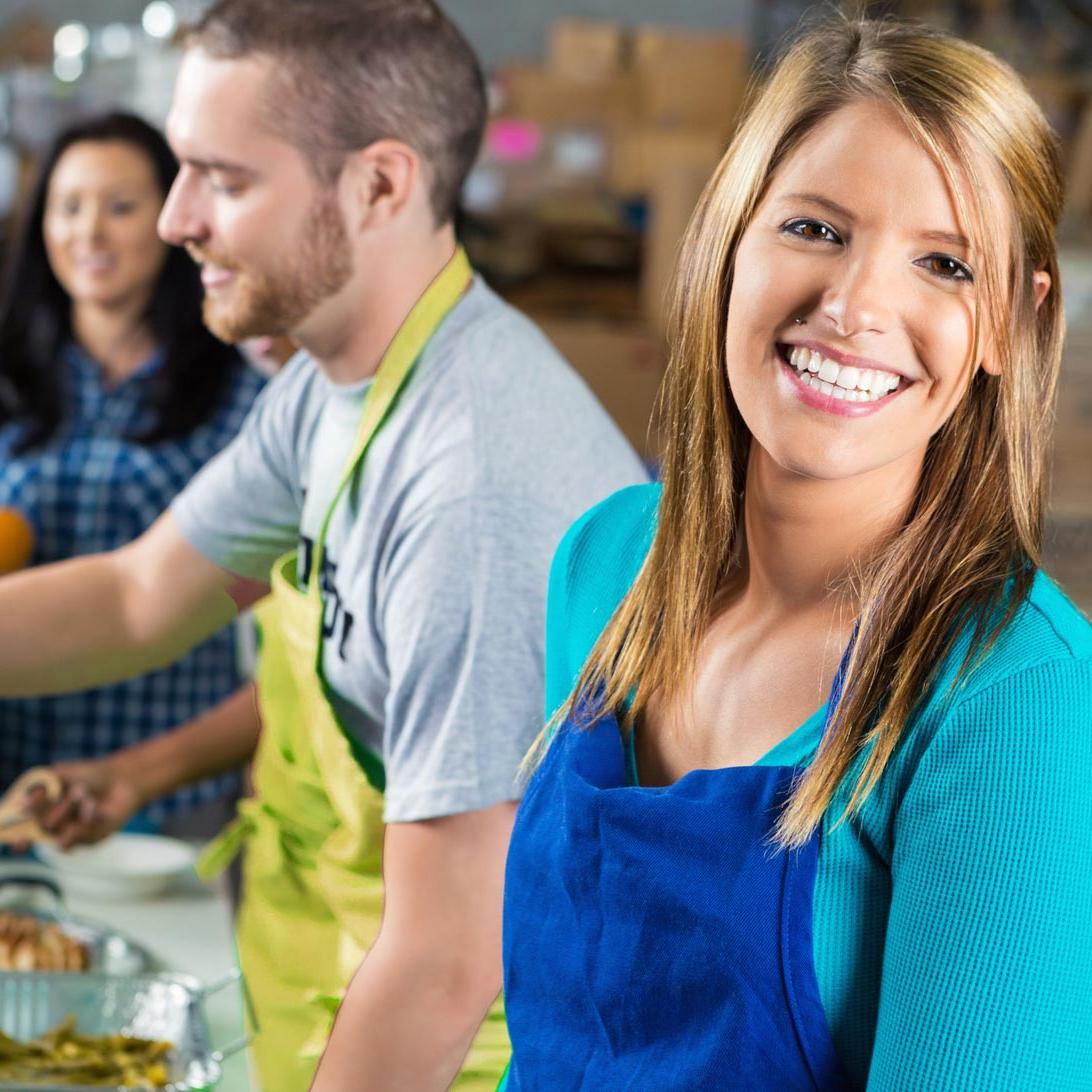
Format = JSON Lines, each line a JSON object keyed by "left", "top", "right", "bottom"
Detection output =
{"left": 499, "top": 63, "right": 640, "bottom": 131}
{"left": 1066, "top": 96, "right": 1092, "bottom": 224}
{"left": 1045, "top": 339, "right": 1092, "bottom": 613}
{"left": 633, "top": 26, "right": 749, "bottom": 133}
{"left": 1023, "top": 71, "right": 1086, "bottom": 142}
{"left": 0, "top": 13, "right": 53, "bottom": 68}
{"left": 609, "top": 125, "right": 726, "bottom": 197}
{"left": 537, "top": 317, "right": 666, "bottom": 462}
{"left": 548, "top": 19, "right": 626, "bottom": 81}
{"left": 640, "top": 143, "right": 725, "bottom": 333}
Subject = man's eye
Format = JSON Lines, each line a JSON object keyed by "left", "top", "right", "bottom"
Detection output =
{"left": 209, "top": 177, "right": 243, "bottom": 196}
{"left": 919, "top": 254, "right": 974, "bottom": 282}
{"left": 783, "top": 219, "right": 840, "bottom": 243}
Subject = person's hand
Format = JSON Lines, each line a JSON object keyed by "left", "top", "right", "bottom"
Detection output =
{"left": 22, "top": 759, "right": 143, "bottom": 850}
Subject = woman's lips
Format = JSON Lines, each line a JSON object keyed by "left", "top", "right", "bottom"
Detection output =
{"left": 779, "top": 357, "right": 906, "bottom": 417}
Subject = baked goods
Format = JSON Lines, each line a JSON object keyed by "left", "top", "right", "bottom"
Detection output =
{"left": 0, "top": 912, "right": 89, "bottom": 972}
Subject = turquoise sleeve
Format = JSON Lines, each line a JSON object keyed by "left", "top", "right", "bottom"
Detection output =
{"left": 868, "top": 657, "right": 1092, "bottom": 1089}
{"left": 542, "top": 485, "right": 661, "bottom": 723}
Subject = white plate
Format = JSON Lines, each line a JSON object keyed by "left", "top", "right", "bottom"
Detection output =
{"left": 37, "top": 833, "right": 198, "bottom": 901}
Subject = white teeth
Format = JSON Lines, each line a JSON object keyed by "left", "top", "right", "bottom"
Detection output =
{"left": 835, "top": 365, "right": 859, "bottom": 390}
{"left": 784, "top": 344, "right": 903, "bottom": 403}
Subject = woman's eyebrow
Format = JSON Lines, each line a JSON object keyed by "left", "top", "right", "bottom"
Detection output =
{"left": 51, "top": 181, "right": 150, "bottom": 198}
{"left": 918, "top": 228, "right": 970, "bottom": 249}
{"left": 779, "top": 192, "right": 855, "bottom": 220}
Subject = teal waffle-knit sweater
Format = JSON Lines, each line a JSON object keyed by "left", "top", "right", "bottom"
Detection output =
{"left": 544, "top": 484, "right": 1092, "bottom": 1090}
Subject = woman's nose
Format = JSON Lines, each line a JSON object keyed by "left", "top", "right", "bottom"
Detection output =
{"left": 72, "top": 204, "right": 107, "bottom": 242}
{"left": 820, "top": 252, "right": 897, "bottom": 339}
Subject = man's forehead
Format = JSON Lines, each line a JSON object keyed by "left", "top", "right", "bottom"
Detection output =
{"left": 167, "top": 47, "right": 276, "bottom": 157}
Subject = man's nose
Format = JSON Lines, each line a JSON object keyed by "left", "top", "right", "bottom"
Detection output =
{"left": 157, "top": 170, "right": 203, "bottom": 247}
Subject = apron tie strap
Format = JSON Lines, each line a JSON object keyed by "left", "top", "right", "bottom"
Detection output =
{"left": 197, "top": 803, "right": 258, "bottom": 881}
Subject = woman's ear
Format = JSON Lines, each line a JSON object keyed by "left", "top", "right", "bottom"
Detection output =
{"left": 980, "top": 269, "right": 1053, "bottom": 377}
{"left": 1032, "top": 269, "right": 1051, "bottom": 312}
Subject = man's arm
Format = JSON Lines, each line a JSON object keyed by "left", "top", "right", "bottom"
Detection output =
{"left": 310, "top": 800, "right": 516, "bottom": 1092}
{"left": 27, "top": 683, "right": 263, "bottom": 848}
{"left": 0, "top": 511, "right": 264, "bottom": 696}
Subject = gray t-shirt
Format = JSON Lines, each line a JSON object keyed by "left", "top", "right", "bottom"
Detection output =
{"left": 173, "top": 278, "right": 648, "bottom": 821}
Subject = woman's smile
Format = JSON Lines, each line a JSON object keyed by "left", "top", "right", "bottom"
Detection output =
{"left": 777, "top": 342, "right": 909, "bottom": 417}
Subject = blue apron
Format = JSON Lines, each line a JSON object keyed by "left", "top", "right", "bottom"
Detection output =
{"left": 501, "top": 689, "right": 852, "bottom": 1090}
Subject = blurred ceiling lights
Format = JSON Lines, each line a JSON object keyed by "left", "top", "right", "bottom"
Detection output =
{"left": 49, "top": 4, "right": 179, "bottom": 85}
{"left": 142, "top": 3, "right": 178, "bottom": 41}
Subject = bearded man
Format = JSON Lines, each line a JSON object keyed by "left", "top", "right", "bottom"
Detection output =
{"left": 5, "top": 2, "right": 647, "bottom": 1088}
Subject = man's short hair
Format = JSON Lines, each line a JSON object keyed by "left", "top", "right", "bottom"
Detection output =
{"left": 190, "top": 0, "right": 487, "bottom": 226}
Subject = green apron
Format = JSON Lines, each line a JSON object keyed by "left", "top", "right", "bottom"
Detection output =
{"left": 199, "top": 248, "right": 508, "bottom": 1091}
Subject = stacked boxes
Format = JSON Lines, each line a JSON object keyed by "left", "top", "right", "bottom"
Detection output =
{"left": 483, "top": 18, "right": 749, "bottom": 407}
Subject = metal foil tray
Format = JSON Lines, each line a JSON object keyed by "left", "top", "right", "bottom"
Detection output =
{"left": 0, "top": 970, "right": 248, "bottom": 1091}
{"left": 0, "top": 874, "right": 153, "bottom": 975}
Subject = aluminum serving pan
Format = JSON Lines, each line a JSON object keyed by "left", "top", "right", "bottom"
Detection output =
{"left": 0, "top": 873, "right": 153, "bottom": 975}
{"left": 0, "top": 969, "right": 249, "bottom": 1091}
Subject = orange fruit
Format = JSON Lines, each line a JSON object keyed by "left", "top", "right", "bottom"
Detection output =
{"left": 0, "top": 507, "right": 34, "bottom": 574}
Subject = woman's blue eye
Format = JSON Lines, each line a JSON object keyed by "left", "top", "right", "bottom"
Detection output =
{"left": 919, "top": 254, "right": 974, "bottom": 283}
{"left": 783, "top": 219, "right": 840, "bottom": 243}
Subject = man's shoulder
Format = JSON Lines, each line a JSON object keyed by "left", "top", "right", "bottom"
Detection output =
{"left": 397, "top": 278, "right": 646, "bottom": 498}
{"left": 430, "top": 277, "right": 569, "bottom": 375}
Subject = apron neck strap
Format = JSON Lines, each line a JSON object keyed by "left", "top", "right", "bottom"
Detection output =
{"left": 309, "top": 246, "right": 472, "bottom": 589}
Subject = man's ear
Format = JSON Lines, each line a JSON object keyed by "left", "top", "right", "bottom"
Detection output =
{"left": 343, "top": 139, "right": 420, "bottom": 230}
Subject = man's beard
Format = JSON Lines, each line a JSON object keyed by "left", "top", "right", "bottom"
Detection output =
{"left": 194, "top": 191, "right": 353, "bottom": 344}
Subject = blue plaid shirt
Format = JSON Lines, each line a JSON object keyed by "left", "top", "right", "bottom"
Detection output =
{"left": 0, "top": 343, "right": 264, "bottom": 823}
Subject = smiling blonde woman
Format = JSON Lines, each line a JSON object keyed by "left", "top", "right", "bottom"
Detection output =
{"left": 498, "top": 17, "right": 1092, "bottom": 1091}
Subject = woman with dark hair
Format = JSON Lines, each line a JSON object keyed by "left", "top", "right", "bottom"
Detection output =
{"left": 0, "top": 111, "right": 263, "bottom": 833}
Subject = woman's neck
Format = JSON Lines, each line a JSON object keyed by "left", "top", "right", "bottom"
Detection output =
{"left": 738, "top": 444, "right": 922, "bottom": 615}
{"left": 71, "top": 299, "right": 157, "bottom": 386}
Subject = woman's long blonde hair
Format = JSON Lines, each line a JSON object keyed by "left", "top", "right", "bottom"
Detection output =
{"left": 550, "top": 17, "right": 1065, "bottom": 847}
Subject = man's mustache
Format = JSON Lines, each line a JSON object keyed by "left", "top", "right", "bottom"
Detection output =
{"left": 185, "top": 244, "right": 242, "bottom": 272}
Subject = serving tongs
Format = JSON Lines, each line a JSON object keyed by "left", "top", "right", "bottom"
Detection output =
{"left": 0, "top": 768, "right": 62, "bottom": 845}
